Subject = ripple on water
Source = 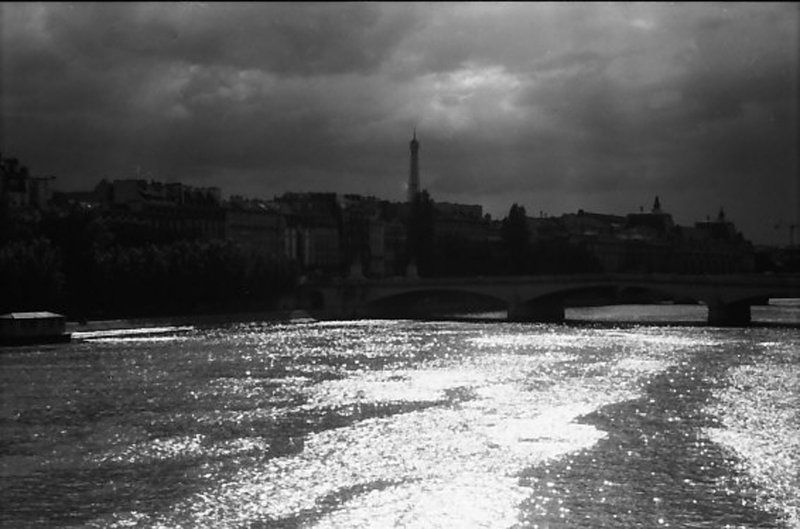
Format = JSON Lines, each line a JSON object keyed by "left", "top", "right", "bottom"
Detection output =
{"left": 73, "top": 326, "right": 195, "bottom": 340}
{"left": 706, "top": 360, "right": 800, "bottom": 528}
{"left": 12, "top": 320, "right": 780, "bottom": 529}
{"left": 101, "top": 327, "right": 677, "bottom": 528}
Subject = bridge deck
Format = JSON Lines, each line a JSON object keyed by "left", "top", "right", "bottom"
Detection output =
{"left": 308, "top": 274, "right": 800, "bottom": 326}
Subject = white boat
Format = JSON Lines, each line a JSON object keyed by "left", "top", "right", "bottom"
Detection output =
{"left": 0, "top": 311, "right": 72, "bottom": 346}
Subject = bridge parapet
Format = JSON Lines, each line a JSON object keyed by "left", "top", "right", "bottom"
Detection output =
{"left": 307, "top": 273, "right": 800, "bottom": 325}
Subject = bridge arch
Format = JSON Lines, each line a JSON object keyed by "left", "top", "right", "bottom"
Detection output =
{"left": 509, "top": 283, "right": 701, "bottom": 322}
{"left": 703, "top": 292, "right": 791, "bottom": 326}
{"left": 312, "top": 274, "right": 800, "bottom": 325}
{"left": 357, "top": 288, "right": 507, "bottom": 319}
{"left": 295, "top": 288, "right": 327, "bottom": 310}
{"left": 615, "top": 285, "right": 698, "bottom": 305}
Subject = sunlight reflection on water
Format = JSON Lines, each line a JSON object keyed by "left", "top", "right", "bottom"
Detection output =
{"left": 705, "top": 345, "right": 800, "bottom": 528}
{"left": 73, "top": 325, "right": 196, "bottom": 339}
{"left": 103, "top": 324, "right": 689, "bottom": 528}
{"left": 2, "top": 316, "right": 798, "bottom": 529}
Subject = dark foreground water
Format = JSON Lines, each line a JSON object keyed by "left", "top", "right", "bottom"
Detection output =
{"left": 1, "top": 304, "right": 798, "bottom": 528}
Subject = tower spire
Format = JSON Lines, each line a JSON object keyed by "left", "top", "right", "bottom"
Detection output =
{"left": 408, "top": 129, "right": 420, "bottom": 203}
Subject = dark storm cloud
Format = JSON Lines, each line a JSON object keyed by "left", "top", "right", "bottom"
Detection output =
{"left": 22, "top": 3, "right": 419, "bottom": 74}
{"left": 2, "top": 3, "right": 417, "bottom": 186}
{"left": 1, "top": 2, "right": 797, "bottom": 243}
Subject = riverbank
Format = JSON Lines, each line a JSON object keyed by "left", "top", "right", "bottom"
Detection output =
{"left": 64, "top": 300, "right": 799, "bottom": 335}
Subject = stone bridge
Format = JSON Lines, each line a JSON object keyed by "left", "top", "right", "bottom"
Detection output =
{"left": 302, "top": 273, "right": 800, "bottom": 326}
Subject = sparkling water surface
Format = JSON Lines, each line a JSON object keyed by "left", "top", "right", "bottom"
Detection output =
{"left": 1, "top": 304, "right": 798, "bottom": 528}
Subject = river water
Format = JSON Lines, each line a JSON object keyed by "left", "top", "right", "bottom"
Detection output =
{"left": 1, "top": 304, "right": 798, "bottom": 528}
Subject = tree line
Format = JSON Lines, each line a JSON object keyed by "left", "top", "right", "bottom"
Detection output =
{"left": 0, "top": 207, "right": 296, "bottom": 318}
{"left": 1, "top": 198, "right": 604, "bottom": 318}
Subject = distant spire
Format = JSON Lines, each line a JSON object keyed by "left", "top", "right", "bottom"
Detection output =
{"left": 652, "top": 195, "right": 662, "bottom": 213}
{"left": 408, "top": 129, "right": 420, "bottom": 202}
{"left": 718, "top": 207, "right": 726, "bottom": 221}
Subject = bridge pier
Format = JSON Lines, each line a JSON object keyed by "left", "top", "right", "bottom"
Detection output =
{"left": 508, "top": 300, "right": 565, "bottom": 323}
{"left": 707, "top": 302, "right": 751, "bottom": 326}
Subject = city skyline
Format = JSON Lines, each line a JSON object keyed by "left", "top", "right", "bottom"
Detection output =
{"left": 1, "top": 3, "right": 798, "bottom": 244}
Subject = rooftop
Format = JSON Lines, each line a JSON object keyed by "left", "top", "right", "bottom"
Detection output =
{"left": 0, "top": 311, "right": 66, "bottom": 320}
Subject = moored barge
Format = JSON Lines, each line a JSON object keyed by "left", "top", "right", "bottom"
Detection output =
{"left": 0, "top": 312, "right": 72, "bottom": 346}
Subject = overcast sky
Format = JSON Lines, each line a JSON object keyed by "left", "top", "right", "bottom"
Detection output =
{"left": 2, "top": 2, "right": 798, "bottom": 244}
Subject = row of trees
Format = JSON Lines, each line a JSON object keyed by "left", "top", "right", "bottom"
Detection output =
{"left": 1, "top": 197, "right": 602, "bottom": 317}
{"left": 0, "top": 208, "right": 296, "bottom": 318}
